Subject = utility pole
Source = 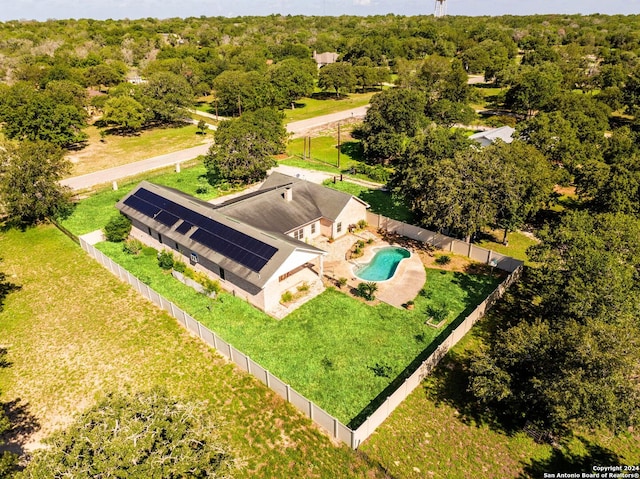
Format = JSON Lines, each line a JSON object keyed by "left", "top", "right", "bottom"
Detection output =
{"left": 337, "top": 122, "right": 341, "bottom": 168}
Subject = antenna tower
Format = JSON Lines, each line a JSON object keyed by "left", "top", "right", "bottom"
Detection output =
{"left": 434, "top": 0, "right": 447, "bottom": 18}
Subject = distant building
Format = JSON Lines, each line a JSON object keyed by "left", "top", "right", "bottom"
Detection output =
{"left": 469, "top": 126, "right": 515, "bottom": 147}
{"left": 312, "top": 51, "right": 339, "bottom": 68}
{"left": 126, "top": 76, "right": 147, "bottom": 85}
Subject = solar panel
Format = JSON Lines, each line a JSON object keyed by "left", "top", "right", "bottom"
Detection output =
{"left": 126, "top": 187, "right": 277, "bottom": 273}
{"left": 154, "top": 210, "right": 179, "bottom": 227}
{"left": 123, "top": 195, "right": 160, "bottom": 218}
{"left": 175, "top": 221, "right": 193, "bottom": 235}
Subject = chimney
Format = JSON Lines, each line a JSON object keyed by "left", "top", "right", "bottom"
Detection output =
{"left": 284, "top": 187, "right": 293, "bottom": 202}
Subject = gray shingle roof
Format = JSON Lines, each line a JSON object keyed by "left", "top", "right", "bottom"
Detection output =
{"left": 214, "top": 172, "right": 369, "bottom": 234}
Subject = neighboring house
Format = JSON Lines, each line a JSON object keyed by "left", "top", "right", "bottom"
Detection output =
{"left": 469, "top": 125, "right": 515, "bottom": 147}
{"left": 312, "top": 50, "right": 339, "bottom": 68}
{"left": 116, "top": 173, "right": 368, "bottom": 314}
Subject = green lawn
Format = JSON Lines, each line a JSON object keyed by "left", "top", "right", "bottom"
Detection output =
{"left": 324, "top": 180, "right": 415, "bottom": 224}
{"left": 60, "top": 161, "right": 244, "bottom": 236}
{"left": 94, "top": 239, "right": 501, "bottom": 426}
{"left": 0, "top": 226, "right": 387, "bottom": 478}
{"left": 284, "top": 92, "right": 375, "bottom": 122}
{"left": 475, "top": 228, "right": 539, "bottom": 265}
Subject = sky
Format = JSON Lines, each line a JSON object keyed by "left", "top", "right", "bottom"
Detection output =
{"left": 0, "top": 0, "right": 638, "bottom": 22}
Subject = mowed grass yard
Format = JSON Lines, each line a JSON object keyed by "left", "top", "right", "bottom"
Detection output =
{"left": 65, "top": 123, "right": 209, "bottom": 177}
{"left": 95, "top": 239, "right": 500, "bottom": 426}
{"left": 0, "top": 225, "right": 388, "bottom": 478}
{"left": 284, "top": 91, "right": 375, "bottom": 122}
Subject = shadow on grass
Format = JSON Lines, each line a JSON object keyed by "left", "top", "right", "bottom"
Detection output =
{"left": 0, "top": 348, "right": 40, "bottom": 473}
{"left": 518, "top": 438, "right": 621, "bottom": 478}
{"left": 339, "top": 141, "right": 363, "bottom": 162}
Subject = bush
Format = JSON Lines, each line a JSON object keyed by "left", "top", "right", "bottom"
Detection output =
{"left": 366, "top": 238, "right": 374, "bottom": 245}
{"left": 356, "top": 240, "right": 365, "bottom": 248}
{"left": 297, "top": 282, "right": 310, "bottom": 292}
{"left": 338, "top": 277, "right": 348, "bottom": 288}
{"left": 122, "top": 238, "right": 143, "bottom": 255}
{"left": 157, "top": 250, "right": 175, "bottom": 270}
{"left": 356, "top": 281, "right": 378, "bottom": 301}
{"left": 103, "top": 214, "right": 131, "bottom": 242}
{"left": 173, "top": 261, "right": 186, "bottom": 273}
{"left": 357, "top": 219, "right": 368, "bottom": 230}
{"left": 435, "top": 254, "right": 452, "bottom": 265}
{"left": 194, "top": 272, "right": 220, "bottom": 296}
{"left": 281, "top": 291, "right": 293, "bottom": 303}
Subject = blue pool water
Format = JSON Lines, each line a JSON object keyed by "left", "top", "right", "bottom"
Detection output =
{"left": 354, "top": 246, "right": 411, "bottom": 281}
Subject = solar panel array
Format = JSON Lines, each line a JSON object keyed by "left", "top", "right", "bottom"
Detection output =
{"left": 123, "top": 187, "right": 277, "bottom": 273}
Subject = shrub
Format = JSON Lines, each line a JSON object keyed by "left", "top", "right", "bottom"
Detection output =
{"left": 297, "top": 282, "right": 310, "bottom": 292}
{"left": 122, "top": 238, "right": 143, "bottom": 255}
{"left": 103, "top": 214, "right": 131, "bottom": 242}
{"left": 357, "top": 219, "right": 368, "bottom": 230}
{"left": 157, "top": 250, "right": 175, "bottom": 270}
{"left": 356, "top": 240, "right": 365, "bottom": 248}
{"left": 173, "top": 261, "right": 187, "bottom": 273}
{"left": 366, "top": 238, "right": 374, "bottom": 245}
{"left": 281, "top": 291, "right": 293, "bottom": 303}
{"left": 337, "top": 277, "right": 348, "bottom": 289}
{"left": 357, "top": 281, "right": 378, "bottom": 301}
{"left": 353, "top": 246, "right": 362, "bottom": 257}
{"left": 435, "top": 254, "right": 452, "bottom": 265}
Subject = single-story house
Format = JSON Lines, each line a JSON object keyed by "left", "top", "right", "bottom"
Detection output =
{"left": 469, "top": 125, "right": 515, "bottom": 147}
{"left": 116, "top": 173, "right": 368, "bottom": 314}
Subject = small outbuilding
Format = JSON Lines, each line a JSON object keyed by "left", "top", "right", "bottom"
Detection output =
{"left": 469, "top": 125, "right": 515, "bottom": 147}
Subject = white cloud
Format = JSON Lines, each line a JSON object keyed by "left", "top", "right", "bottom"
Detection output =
{"left": 353, "top": 0, "right": 372, "bottom": 5}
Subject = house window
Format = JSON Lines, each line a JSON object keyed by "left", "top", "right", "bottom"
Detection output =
{"left": 336, "top": 222, "right": 342, "bottom": 234}
{"left": 147, "top": 226, "right": 152, "bottom": 236}
{"left": 190, "top": 252, "right": 199, "bottom": 263}
{"left": 310, "top": 223, "right": 316, "bottom": 235}
{"left": 293, "top": 228, "right": 304, "bottom": 240}
{"left": 158, "top": 233, "right": 163, "bottom": 244}
{"left": 219, "top": 268, "right": 226, "bottom": 280}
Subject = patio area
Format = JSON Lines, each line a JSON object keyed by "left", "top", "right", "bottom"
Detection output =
{"left": 314, "top": 229, "right": 426, "bottom": 308}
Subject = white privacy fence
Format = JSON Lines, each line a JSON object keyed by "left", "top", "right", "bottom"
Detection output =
{"left": 79, "top": 211, "right": 524, "bottom": 448}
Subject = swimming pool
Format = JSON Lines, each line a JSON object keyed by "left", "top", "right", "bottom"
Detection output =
{"left": 353, "top": 246, "right": 411, "bottom": 282}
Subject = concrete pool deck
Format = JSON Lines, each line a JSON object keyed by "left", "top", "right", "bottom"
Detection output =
{"left": 316, "top": 231, "right": 426, "bottom": 308}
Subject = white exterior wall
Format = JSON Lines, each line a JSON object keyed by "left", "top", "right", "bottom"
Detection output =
{"left": 288, "top": 220, "right": 322, "bottom": 242}
{"left": 332, "top": 198, "right": 368, "bottom": 238}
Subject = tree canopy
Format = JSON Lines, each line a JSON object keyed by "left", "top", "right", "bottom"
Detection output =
{"left": 0, "top": 140, "right": 74, "bottom": 226}
{"left": 470, "top": 212, "right": 640, "bottom": 434}
{"left": 204, "top": 108, "right": 286, "bottom": 184}
{"left": 22, "top": 388, "right": 233, "bottom": 478}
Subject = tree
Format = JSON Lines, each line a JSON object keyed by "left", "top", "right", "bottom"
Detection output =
{"left": 204, "top": 108, "right": 285, "bottom": 184}
{"left": 102, "top": 96, "right": 146, "bottom": 132}
{"left": 22, "top": 388, "right": 233, "bottom": 478}
{"left": 0, "top": 140, "right": 73, "bottom": 226}
{"left": 488, "top": 141, "right": 556, "bottom": 243}
{"left": 505, "top": 64, "right": 563, "bottom": 118}
{"left": 358, "top": 88, "right": 427, "bottom": 164}
{"left": 470, "top": 212, "right": 640, "bottom": 434}
{"left": 317, "top": 63, "right": 357, "bottom": 97}
{"left": 268, "top": 58, "right": 315, "bottom": 108}
{"left": 425, "top": 99, "right": 475, "bottom": 127}
{"left": 212, "top": 70, "right": 271, "bottom": 116}
{"left": 0, "top": 82, "right": 87, "bottom": 148}
{"left": 140, "top": 71, "right": 194, "bottom": 124}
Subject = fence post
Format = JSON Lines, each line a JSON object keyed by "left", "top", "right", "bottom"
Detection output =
{"left": 334, "top": 417, "right": 338, "bottom": 438}
{"left": 309, "top": 400, "right": 314, "bottom": 420}
{"left": 286, "top": 384, "right": 291, "bottom": 402}
{"left": 246, "top": 355, "right": 251, "bottom": 374}
{"left": 266, "top": 371, "right": 271, "bottom": 388}
{"left": 197, "top": 321, "right": 202, "bottom": 338}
